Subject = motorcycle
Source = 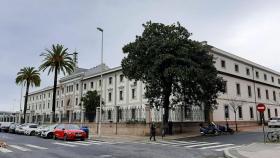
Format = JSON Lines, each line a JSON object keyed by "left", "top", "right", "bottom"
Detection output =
{"left": 199, "top": 122, "right": 221, "bottom": 136}
{"left": 216, "top": 123, "right": 235, "bottom": 135}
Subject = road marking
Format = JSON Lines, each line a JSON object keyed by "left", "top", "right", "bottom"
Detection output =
{"left": 184, "top": 142, "right": 220, "bottom": 148}
{"left": 169, "top": 141, "right": 208, "bottom": 147}
{"left": 171, "top": 140, "right": 198, "bottom": 143}
{"left": 214, "top": 145, "right": 242, "bottom": 151}
{"left": 53, "top": 142, "right": 76, "bottom": 147}
{"left": 66, "top": 141, "right": 91, "bottom": 146}
{"left": 199, "top": 144, "right": 234, "bottom": 149}
{"left": 9, "top": 145, "right": 31, "bottom": 151}
{"left": 0, "top": 147, "right": 13, "bottom": 153}
{"left": 25, "top": 144, "right": 48, "bottom": 150}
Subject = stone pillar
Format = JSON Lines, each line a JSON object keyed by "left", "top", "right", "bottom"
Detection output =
{"left": 145, "top": 105, "right": 151, "bottom": 123}
{"left": 59, "top": 111, "right": 62, "bottom": 123}
{"left": 69, "top": 111, "right": 72, "bottom": 123}
{"left": 81, "top": 110, "right": 85, "bottom": 123}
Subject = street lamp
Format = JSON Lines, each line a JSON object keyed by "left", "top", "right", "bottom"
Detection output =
{"left": 97, "top": 27, "right": 104, "bottom": 137}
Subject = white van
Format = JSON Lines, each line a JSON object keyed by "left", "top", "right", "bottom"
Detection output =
{"left": 268, "top": 117, "right": 280, "bottom": 128}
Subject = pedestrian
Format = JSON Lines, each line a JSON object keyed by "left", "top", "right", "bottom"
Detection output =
{"left": 150, "top": 123, "right": 156, "bottom": 141}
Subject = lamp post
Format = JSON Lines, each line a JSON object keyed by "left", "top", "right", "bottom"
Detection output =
{"left": 97, "top": 27, "right": 104, "bottom": 137}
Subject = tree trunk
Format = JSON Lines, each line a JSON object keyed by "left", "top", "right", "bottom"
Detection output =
{"left": 52, "top": 66, "right": 58, "bottom": 123}
{"left": 162, "top": 88, "right": 171, "bottom": 136}
{"left": 204, "top": 107, "right": 210, "bottom": 123}
{"left": 23, "top": 81, "right": 30, "bottom": 123}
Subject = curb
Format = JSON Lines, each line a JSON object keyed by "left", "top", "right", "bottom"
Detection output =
{"left": 224, "top": 146, "right": 248, "bottom": 158}
{"left": 224, "top": 148, "right": 238, "bottom": 158}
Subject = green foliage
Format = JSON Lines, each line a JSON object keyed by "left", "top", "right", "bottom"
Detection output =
{"left": 16, "top": 67, "right": 41, "bottom": 123}
{"left": 126, "top": 119, "right": 146, "bottom": 124}
{"left": 122, "top": 21, "right": 225, "bottom": 124}
{"left": 81, "top": 90, "right": 100, "bottom": 121}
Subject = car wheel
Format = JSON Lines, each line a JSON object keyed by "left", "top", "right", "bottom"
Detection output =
{"left": 47, "top": 133, "right": 53, "bottom": 139}
{"left": 30, "top": 131, "right": 35, "bottom": 136}
{"left": 80, "top": 138, "right": 85, "bottom": 141}
{"left": 63, "top": 134, "right": 68, "bottom": 141}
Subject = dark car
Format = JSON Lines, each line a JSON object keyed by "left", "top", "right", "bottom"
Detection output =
{"left": 1, "top": 122, "right": 13, "bottom": 133}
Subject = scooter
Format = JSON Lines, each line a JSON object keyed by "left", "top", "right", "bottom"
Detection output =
{"left": 217, "top": 124, "right": 234, "bottom": 135}
{"left": 199, "top": 122, "right": 221, "bottom": 136}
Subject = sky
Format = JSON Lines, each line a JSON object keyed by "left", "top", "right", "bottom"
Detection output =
{"left": 1, "top": 0, "right": 280, "bottom": 111}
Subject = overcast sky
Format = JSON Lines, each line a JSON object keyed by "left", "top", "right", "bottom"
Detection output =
{"left": 1, "top": 0, "right": 280, "bottom": 111}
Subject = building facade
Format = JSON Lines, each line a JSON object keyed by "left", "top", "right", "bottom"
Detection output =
{"left": 16, "top": 47, "right": 280, "bottom": 125}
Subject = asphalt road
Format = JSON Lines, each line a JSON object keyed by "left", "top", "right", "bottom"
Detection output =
{"left": 0, "top": 132, "right": 225, "bottom": 158}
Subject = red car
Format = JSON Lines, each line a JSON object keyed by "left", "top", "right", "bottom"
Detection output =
{"left": 53, "top": 124, "right": 87, "bottom": 141}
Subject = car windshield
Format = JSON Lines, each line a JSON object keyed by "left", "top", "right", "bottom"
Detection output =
{"left": 65, "top": 124, "right": 80, "bottom": 130}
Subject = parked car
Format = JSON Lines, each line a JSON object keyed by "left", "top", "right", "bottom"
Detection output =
{"left": 9, "top": 123, "right": 19, "bottom": 133}
{"left": 53, "top": 124, "right": 87, "bottom": 141}
{"left": 0, "top": 122, "right": 13, "bottom": 133}
{"left": 15, "top": 124, "right": 28, "bottom": 134}
{"left": 35, "top": 125, "right": 48, "bottom": 136}
{"left": 24, "top": 124, "right": 38, "bottom": 136}
{"left": 41, "top": 124, "right": 58, "bottom": 139}
{"left": 268, "top": 117, "right": 280, "bottom": 128}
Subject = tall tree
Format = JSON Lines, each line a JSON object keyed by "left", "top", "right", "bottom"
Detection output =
{"left": 121, "top": 21, "right": 225, "bottom": 132}
{"left": 81, "top": 90, "right": 100, "bottom": 122}
{"left": 16, "top": 67, "right": 41, "bottom": 123}
{"left": 39, "top": 44, "right": 75, "bottom": 123}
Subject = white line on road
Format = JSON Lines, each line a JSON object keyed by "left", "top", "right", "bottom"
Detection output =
{"left": 214, "top": 145, "right": 242, "bottom": 151}
{"left": 199, "top": 144, "right": 234, "bottom": 149}
{"left": 9, "top": 145, "right": 31, "bottom": 151}
{"left": 65, "top": 142, "right": 91, "bottom": 146}
{"left": 184, "top": 142, "right": 220, "bottom": 148}
{"left": 0, "top": 147, "right": 13, "bottom": 153}
{"left": 53, "top": 142, "right": 76, "bottom": 147}
{"left": 25, "top": 144, "right": 48, "bottom": 150}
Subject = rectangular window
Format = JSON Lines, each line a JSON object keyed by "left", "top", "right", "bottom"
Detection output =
{"left": 224, "top": 81, "right": 227, "bottom": 93}
{"left": 61, "top": 100, "right": 63, "bottom": 107}
{"left": 264, "top": 74, "right": 267, "bottom": 80}
{"left": 76, "top": 84, "right": 79, "bottom": 91}
{"left": 278, "top": 79, "right": 280, "bottom": 84}
{"left": 248, "top": 86, "right": 252, "bottom": 97}
{"left": 221, "top": 60, "right": 226, "bottom": 68}
{"left": 91, "top": 82, "right": 94, "bottom": 89}
{"left": 131, "top": 109, "right": 136, "bottom": 120}
{"left": 108, "top": 110, "right": 111, "bottom": 120}
{"left": 120, "top": 74, "right": 124, "bottom": 82}
{"left": 76, "top": 98, "right": 78, "bottom": 105}
{"left": 238, "top": 106, "right": 243, "bottom": 119}
{"left": 275, "top": 109, "right": 278, "bottom": 117}
{"left": 99, "top": 80, "right": 102, "bottom": 87}
{"left": 257, "top": 88, "right": 261, "bottom": 98}
{"left": 234, "top": 64, "right": 239, "bottom": 72}
{"left": 108, "top": 92, "right": 112, "bottom": 102}
{"left": 109, "top": 77, "right": 112, "bottom": 84}
{"left": 62, "top": 88, "right": 64, "bottom": 94}
{"left": 132, "top": 89, "right": 135, "bottom": 99}
{"left": 119, "top": 90, "right": 123, "bottom": 101}
{"left": 48, "top": 103, "right": 50, "bottom": 109}
{"left": 236, "top": 83, "right": 241, "bottom": 95}
{"left": 250, "top": 107, "right": 254, "bottom": 119}
{"left": 84, "top": 83, "right": 87, "bottom": 90}
{"left": 246, "top": 68, "right": 250, "bottom": 76}
{"left": 56, "top": 101, "right": 59, "bottom": 108}
{"left": 266, "top": 89, "right": 269, "bottom": 100}
{"left": 268, "top": 108, "right": 271, "bottom": 119}
{"left": 272, "top": 76, "right": 274, "bottom": 82}
{"left": 273, "top": 91, "right": 276, "bottom": 101}
{"left": 224, "top": 105, "right": 229, "bottom": 119}
{"left": 256, "top": 71, "right": 259, "bottom": 78}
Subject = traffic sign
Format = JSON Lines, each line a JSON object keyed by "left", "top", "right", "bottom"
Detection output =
{"left": 257, "top": 103, "right": 266, "bottom": 113}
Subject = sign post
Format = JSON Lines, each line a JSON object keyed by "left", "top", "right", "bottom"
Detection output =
{"left": 257, "top": 103, "right": 266, "bottom": 143}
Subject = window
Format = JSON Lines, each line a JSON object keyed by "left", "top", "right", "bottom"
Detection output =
{"left": 273, "top": 91, "right": 276, "bottom": 101}
{"left": 221, "top": 60, "right": 226, "bottom": 68}
{"left": 108, "top": 92, "right": 112, "bottom": 102}
{"left": 44, "top": 94, "right": 46, "bottom": 99}
{"left": 62, "top": 88, "right": 64, "bottom": 94}
{"left": 109, "top": 77, "right": 112, "bottom": 84}
{"left": 57, "top": 91, "right": 59, "bottom": 96}
{"left": 61, "top": 100, "right": 63, "bottom": 107}
{"left": 278, "top": 79, "right": 280, "bottom": 84}
{"left": 275, "top": 109, "right": 278, "bottom": 117}
{"left": 57, "top": 101, "right": 59, "bottom": 108}
{"left": 99, "top": 80, "right": 102, "bottom": 87}
{"left": 236, "top": 83, "right": 241, "bottom": 95}
{"left": 91, "top": 82, "right": 94, "bottom": 89}
{"left": 119, "top": 90, "right": 123, "bottom": 100}
{"left": 264, "top": 74, "right": 267, "bottom": 80}
{"left": 76, "top": 98, "right": 78, "bottom": 105}
{"left": 266, "top": 90, "right": 269, "bottom": 100}
{"left": 43, "top": 104, "right": 45, "bottom": 109}
{"left": 224, "top": 105, "right": 229, "bottom": 119}
{"left": 257, "top": 88, "right": 261, "bottom": 98}
{"left": 224, "top": 81, "right": 227, "bottom": 93}
{"left": 234, "top": 64, "right": 239, "bottom": 72}
{"left": 40, "top": 95, "right": 41, "bottom": 99}
{"left": 120, "top": 74, "right": 124, "bottom": 82}
{"left": 76, "top": 84, "right": 79, "bottom": 91}
{"left": 256, "top": 71, "right": 259, "bottom": 78}
{"left": 108, "top": 110, "right": 111, "bottom": 120}
{"left": 250, "top": 107, "right": 254, "bottom": 119}
{"left": 132, "top": 89, "right": 135, "bottom": 99}
{"left": 268, "top": 108, "right": 271, "bottom": 119}
{"left": 131, "top": 109, "right": 136, "bottom": 120}
{"left": 84, "top": 83, "right": 87, "bottom": 90}
{"left": 238, "top": 106, "right": 243, "bottom": 119}
{"left": 118, "top": 109, "right": 123, "bottom": 120}
{"left": 246, "top": 68, "right": 250, "bottom": 76}
{"left": 248, "top": 86, "right": 252, "bottom": 97}
{"left": 272, "top": 76, "right": 274, "bottom": 82}
{"left": 48, "top": 103, "right": 50, "bottom": 109}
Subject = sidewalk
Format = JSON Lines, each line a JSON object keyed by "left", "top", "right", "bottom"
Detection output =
{"left": 224, "top": 143, "right": 280, "bottom": 158}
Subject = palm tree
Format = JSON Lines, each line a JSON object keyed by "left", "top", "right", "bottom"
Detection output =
{"left": 16, "top": 67, "right": 41, "bottom": 123}
{"left": 39, "top": 44, "right": 75, "bottom": 123}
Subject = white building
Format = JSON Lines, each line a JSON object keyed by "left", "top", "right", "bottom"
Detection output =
{"left": 16, "top": 47, "right": 280, "bottom": 125}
